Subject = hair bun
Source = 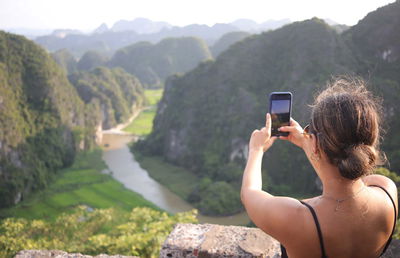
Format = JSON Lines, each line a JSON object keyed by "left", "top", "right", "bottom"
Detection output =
{"left": 312, "top": 76, "right": 384, "bottom": 179}
{"left": 337, "top": 144, "right": 377, "bottom": 179}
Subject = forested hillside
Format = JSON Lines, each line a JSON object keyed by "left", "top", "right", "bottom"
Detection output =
{"left": 109, "top": 37, "right": 212, "bottom": 87}
{"left": 210, "top": 31, "right": 251, "bottom": 57}
{"left": 0, "top": 31, "right": 85, "bottom": 207}
{"left": 51, "top": 33, "right": 252, "bottom": 89}
{"left": 135, "top": 1, "right": 400, "bottom": 215}
{"left": 52, "top": 49, "right": 78, "bottom": 74}
{"left": 68, "top": 67, "right": 144, "bottom": 129}
{"left": 0, "top": 32, "right": 145, "bottom": 208}
{"left": 77, "top": 51, "right": 109, "bottom": 71}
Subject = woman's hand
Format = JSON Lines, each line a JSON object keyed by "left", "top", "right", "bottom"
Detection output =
{"left": 278, "top": 118, "right": 307, "bottom": 148}
{"left": 249, "top": 113, "right": 277, "bottom": 153}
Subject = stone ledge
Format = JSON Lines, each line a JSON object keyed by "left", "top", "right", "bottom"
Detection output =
{"left": 13, "top": 225, "right": 400, "bottom": 258}
{"left": 160, "top": 223, "right": 281, "bottom": 258}
{"left": 14, "top": 250, "right": 138, "bottom": 258}
{"left": 161, "top": 223, "right": 400, "bottom": 258}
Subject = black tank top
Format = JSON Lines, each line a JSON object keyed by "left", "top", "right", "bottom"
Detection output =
{"left": 280, "top": 185, "right": 397, "bottom": 258}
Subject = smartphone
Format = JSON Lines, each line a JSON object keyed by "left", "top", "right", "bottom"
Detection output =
{"left": 269, "top": 92, "right": 292, "bottom": 137}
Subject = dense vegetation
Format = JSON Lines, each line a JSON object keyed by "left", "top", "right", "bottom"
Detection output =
{"left": 0, "top": 31, "right": 87, "bottom": 208}
{"left": 0, "top": 32, "right": 145, "bottom": 208}
{"left": 77, "top": 50, "right": 109, "bottom": 71}
{"left": 210, "top": 31, "right": 251, "bottom": 57}
{"left": 52, "top": 48, "right": 78, "bottom": 74}
{"left": 109, "top": 37, "right": 212, "bottom": 88}
{"left": 50, "top": 33, "right": 252, "bottom": 90}
{"left": 36, "top": 32, "right": 113, "bottom": 58}
{"left": 135, "top": 1, "right": 400, "bottom": 215}
{"left": 0, "top": 206, "right": 197, "bottom": 258}
{"left": 68, "top": 67, "right": 144, "bottom": 129}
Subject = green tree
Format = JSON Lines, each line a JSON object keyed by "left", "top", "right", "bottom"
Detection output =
{"left": 0, "top": 206, "right": 198, "bottom": 258}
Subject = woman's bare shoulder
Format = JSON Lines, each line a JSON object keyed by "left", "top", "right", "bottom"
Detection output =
{"left": 363, "top": 174, "right": 398, "bottom": 211}
{"left": 363, "top": 174, "right": 397, "bottom": 194}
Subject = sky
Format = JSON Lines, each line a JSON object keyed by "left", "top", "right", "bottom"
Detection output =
{"left": 0, "top": 0, "right": 395, "bottom": 31}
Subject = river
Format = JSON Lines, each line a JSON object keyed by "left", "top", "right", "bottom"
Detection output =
{"left": 101, "top": 132, "right": 250, "bottom": 225}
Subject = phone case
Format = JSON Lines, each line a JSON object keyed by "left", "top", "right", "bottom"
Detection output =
{"left": 269, "top": 92, "right": 292, "bottom": 137}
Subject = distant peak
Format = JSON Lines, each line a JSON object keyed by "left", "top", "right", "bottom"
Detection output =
{"left": 230, "top": 18, "right": 291, "bottom": 32}
{"left": 93, "top": 23, "right": 109, "bottom": 34}
{"left": 111, "top": 18, "right": 171, "bottom": 34}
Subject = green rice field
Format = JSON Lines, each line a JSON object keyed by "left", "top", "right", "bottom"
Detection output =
{"left": 0, "top": 149, "right": 157, "bottom": 220}
{"left": 123, "top": 89, "right": 163, "bottom": 136}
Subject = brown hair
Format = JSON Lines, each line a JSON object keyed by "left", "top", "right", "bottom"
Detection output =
{"left": 311, "top": 76, "right": 384, "bottom": 180}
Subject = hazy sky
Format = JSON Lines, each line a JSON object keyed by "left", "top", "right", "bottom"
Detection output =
{"left": 0, "top": 0, "right": 395, "bottom": 31}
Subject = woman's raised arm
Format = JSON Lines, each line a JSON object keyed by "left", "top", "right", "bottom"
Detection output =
{"left": 241, "top": 114, "right": 305, "bottom": 243}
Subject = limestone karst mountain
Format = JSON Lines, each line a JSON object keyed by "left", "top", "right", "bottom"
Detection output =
{"left": 210, "top": 31, "right": 251, "bottom": 57}
{"left": 0, "top": 32, "right": 145, "bottom": 208}
{"left": 0, "top": 31, "right": 86, "bottom": 207}
{"left": 109, "top": 37, "right": 212, "bottom": 87}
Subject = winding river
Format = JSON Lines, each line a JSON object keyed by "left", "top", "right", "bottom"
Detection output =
{"left": 101, "top": 133, "right": 250, "bottom": 225}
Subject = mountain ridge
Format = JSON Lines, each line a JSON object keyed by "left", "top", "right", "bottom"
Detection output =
{"left": 109, "top": 37, "right": 212, "bottom": 87}
{"left": 34, "top": 18, "right": 291, "bottom": 58}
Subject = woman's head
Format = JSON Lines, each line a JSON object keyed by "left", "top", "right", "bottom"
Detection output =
{"left": 310, "top": 76, "right": 384, "bottom": 180}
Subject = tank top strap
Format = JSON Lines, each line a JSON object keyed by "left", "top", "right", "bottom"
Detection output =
{"left": 369, "top": 185, "right": 397, "bottom": 256}
{"left": 300, "top": 200, "right": 328, "bottom": 258}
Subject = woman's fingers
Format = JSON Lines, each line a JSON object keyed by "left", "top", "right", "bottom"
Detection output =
{"left": 266, "top": 113, "right": 271, "bottom": 129}
{"left": 250, "top": 115, "right": 303, "bottom": 151}
{"left": 278, "top": 125, "right": 297, "bottom": 132}
{"left": 249, "top": 116, "right": 276, "bottom": 152}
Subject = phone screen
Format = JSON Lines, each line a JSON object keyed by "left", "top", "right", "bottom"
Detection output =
{"left": 269, "top": 93, "right": 292, "bottom": 136}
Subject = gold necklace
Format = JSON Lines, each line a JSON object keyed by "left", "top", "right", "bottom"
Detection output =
{"left": 319, "top": 186, "right": 366, "bottom": 212}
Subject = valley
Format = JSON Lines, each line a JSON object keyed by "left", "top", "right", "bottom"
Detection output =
{"left": 1, "top": 1, "right": 400, "bottom": 257}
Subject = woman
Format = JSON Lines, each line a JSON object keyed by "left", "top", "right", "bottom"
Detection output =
{"left": 241, "top": 78, "right": 398, "bottom": 258}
